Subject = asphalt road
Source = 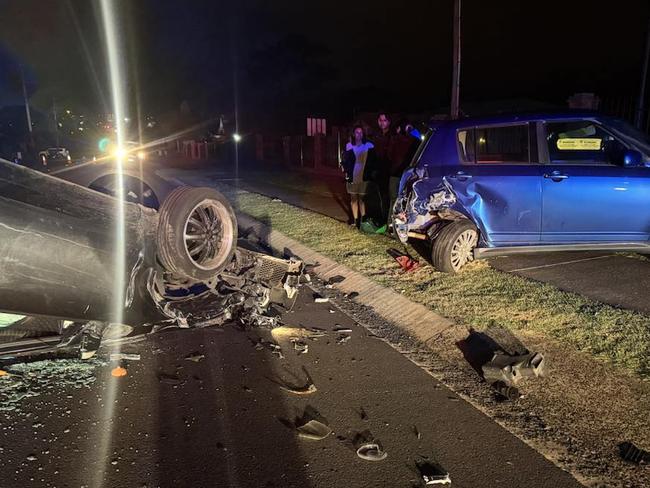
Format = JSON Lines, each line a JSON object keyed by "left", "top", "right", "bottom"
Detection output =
{"left": 0, "top": 288, "right": 580, "bottom": 488}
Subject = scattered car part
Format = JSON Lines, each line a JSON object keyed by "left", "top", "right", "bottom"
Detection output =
{"left": 482, "top": 351, "right": 546, "bottom": 386}
{"left": 184, "top": 352, "right": 205, "bottom": 362}
{"left": 111, "top": 366, "right": 128, "bottom": 377}
{"left": 356, "top": 443, "right": 388, "bottom": 461}
{"left": 109, "top": 353, "right": 140, "bottom": 361}
{"left": 416, "top": 460, "right": 452, "bottom": 485}
{"left": 292, "top": 339, "right": 308, "bottom": 354}
{"left": 618, "top": 441, "right": 650, "bottom": 464}
{"left": 268, "top": 366, "right": 317, "bottom": 395}
{"left": 296, "top": 419, "right": 332, "bottom": 441}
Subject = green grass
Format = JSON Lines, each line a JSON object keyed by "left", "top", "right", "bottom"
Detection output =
{"left": 223, "top": 185, "right": 650, "bottom": 379}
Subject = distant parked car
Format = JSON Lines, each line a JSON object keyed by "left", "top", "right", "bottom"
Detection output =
{"left": 38, "top": 147, "right": 72, "bottom": 169}
{"left": 393, "top": 112, "right": 650, "bottom": 272}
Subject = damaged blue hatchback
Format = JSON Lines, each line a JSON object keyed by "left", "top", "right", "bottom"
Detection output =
{"left": 393, "top": 112, "right": 650, "bottom": 272}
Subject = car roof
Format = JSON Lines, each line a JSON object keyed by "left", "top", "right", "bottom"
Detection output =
{"left": 431, "top": 111, "right": 616, "bottom": 129}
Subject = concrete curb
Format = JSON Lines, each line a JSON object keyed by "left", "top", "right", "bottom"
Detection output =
{"left": 236, "top": 213, "right": 457, "bottom": 343}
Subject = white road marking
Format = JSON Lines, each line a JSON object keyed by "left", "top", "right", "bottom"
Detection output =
{"left": 508, "top": 254, "right": 615, "bottom": 273}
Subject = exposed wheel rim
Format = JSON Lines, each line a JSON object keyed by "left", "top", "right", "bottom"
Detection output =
{"left": 450, "top": 229, "right": 478, "bottom": 271}
{"left": 183, "top": 199, "right": 235, "bottom": 271}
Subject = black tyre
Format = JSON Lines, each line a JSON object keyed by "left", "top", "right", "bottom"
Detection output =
{"left": 157, "top": 186, "right": 237, "bottom": 280}
{"left": 431, "top": 220, "right": 479, "bottom": 273}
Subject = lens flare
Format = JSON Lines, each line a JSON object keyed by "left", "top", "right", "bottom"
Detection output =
{"left": 96, "top": 1, "right": 127, "bottom": 486}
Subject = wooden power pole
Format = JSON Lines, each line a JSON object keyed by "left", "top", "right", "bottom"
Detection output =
{"left": 450, "top": 0, "right": 462, "bottom": 119}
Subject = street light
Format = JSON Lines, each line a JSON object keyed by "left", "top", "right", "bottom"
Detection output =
{"left": 233, "top": 133, "right": 242, "bottom": 143}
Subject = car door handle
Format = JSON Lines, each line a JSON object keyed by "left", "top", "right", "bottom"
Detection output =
{"left": 450, "top": 171, "right": 472, "bottom": 180}
{"left": 543, "top": 172, "right": 569, "bottom": 181}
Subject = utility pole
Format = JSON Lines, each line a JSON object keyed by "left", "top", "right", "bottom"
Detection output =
{"left": 20, "top": 65, "right": 34, "bottom": 146}
{"left": 52, "top": 98, "right": 60, "bottom": 147}
{"left": 635, "top": 16, "right": 650, "bottom": 129}
{"left": 450, "top": 0, "right": 462, "bottom": 119}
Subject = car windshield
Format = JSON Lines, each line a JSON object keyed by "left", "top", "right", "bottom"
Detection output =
{"left": 606, "top": 118, "right": 650, "bottom": 154}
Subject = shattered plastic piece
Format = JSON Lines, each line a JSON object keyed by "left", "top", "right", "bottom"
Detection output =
{"left": 336, "top": 335, "right": 351, "bottom": 344}
{"left": 356, "top": 443, "right": 388, "bottom": 461}
{"left": 333, "top": 327, "right": 353, "bottom": 333}
{"left": 271, "top": 327, "right": 326, "bottom": 341}
{"left": 111, "top": 366, "right": 128, "bottom": 378}
{"left": 417, "top": 460, "right": 451, "bottom": 485}
{"left": 271, "top": 198, "right": 282, "bottom": 202}
{"left": 619, "top": 442, "right": 650, "bottom": 464}
{"left": 109, "top": 353, "right": 141, "bottom": 361}
{"left": 158, "top": 373, "right": 182, "bottom": 385}
{"left": 292, "top": 340, "right": 309, "bottom": 354}
{"left": 269, "top": 366, "right": 317, "bottom": 395}
{"left": 314, "top": 297, "right": 330, "bottom": 303}
{"left": 296, "top": 419, "right": 332, "bottom": 440}
{"left": 387, "top": 248, "right": 420, "bottom": 272}
{"left": 184, "top": 353, "right": 205, "bottom": 363}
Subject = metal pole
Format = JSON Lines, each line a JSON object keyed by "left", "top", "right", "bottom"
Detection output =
{"left": 635, "top": 16, "right": 650, "bottom": 129}
{"left": 450, "top": 0, "right": 462, "bottom": 119}
{"left": 52, "top": 97, "right": 60, "bottom": 146}
{"left": 20, "top": 65, "right": 34, "bottom": 143}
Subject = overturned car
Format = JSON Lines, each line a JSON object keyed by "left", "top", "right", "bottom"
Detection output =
{"left": 0, "top": 159, "right": 302, "bottom": 357}
{"left": 393, "top": 112, "right": 650, "bottom": 272}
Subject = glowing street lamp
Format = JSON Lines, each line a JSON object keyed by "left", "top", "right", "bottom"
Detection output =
{"left": 233, "top": 133, "right": 242, "bottom": 143}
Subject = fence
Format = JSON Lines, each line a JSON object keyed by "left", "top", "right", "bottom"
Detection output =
{"left": 257, "top": 134, "right": 344, "bottom": 174}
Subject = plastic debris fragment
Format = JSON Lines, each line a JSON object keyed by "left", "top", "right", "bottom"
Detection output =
{"left": 111, "top": 366, "right": 128, "bottom": 377}
{"left": 356, "top": 443, "right": 388, "bottom": 461}
{"left": 417, "top": 460, "right": 451, "bottom": 485}
{"left": 296, "top": 419, "right": 332, "bottom": 440}
{"left": 184, "top": 353, "right": 205, "bottom": 363}
{"left": 109, "top": 353, "right": 140, "bottom": 361}
{"left": 619, "top": 441, "right": 650, "bottom": 464}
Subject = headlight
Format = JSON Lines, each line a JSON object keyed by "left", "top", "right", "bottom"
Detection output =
{"left": 137, "top": 151, "right": 146, "bottom": 160}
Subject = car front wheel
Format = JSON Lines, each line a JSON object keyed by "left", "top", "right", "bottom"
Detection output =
{"left": 431, "top": 220, "right": 479, "bottom": 273}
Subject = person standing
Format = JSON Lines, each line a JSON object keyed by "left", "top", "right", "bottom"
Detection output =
{"left": 372, "top": 112, "right": 395, "bottom": 229}
{"left": 341, "top": 125, "right": 375, "bottom": 228}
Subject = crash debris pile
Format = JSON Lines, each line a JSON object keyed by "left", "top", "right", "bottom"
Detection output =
{"left": 0, "top": 359, "right": 102, "bottom": 416}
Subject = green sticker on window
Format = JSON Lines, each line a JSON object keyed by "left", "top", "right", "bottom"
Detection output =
{"left": 557, "top": 138, "right": 601, "bottom": 150}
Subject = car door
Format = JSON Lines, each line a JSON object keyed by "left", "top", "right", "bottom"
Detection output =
{"left": 445, "top": 122, "right": 542, "bottom": 245}
{"left": 541, "top": 119, "right": 650, "bottom": 243}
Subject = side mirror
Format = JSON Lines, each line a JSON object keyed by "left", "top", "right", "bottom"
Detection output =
{"left": 623, "top": 149, "right": 643, "bottom": 167}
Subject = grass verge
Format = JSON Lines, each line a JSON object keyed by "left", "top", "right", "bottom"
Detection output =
{"left": 223, "top": 186, "right": 650, "bottom": 379}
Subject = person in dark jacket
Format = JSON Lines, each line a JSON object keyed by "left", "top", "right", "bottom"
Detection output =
{"left": 372, "top": 112, "right": 396, "bottom": 228}
{"left": 340, "top": 125, "right": 375, "bottom": 228}
{"left": 387, "top": 121, "right": 420, "bottom": 226}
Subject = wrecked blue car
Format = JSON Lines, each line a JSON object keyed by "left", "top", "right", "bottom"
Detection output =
{"left": 393, "top": 113, "right": 650, "bottom": 272}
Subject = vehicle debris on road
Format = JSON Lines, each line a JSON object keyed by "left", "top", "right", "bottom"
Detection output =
{"left": 482, "top": 351, "right": 546, "bottom": 386}
{"left": 184, "top": 352, "right": 205, "bottom": 363}
{"left": 111, "top": 366, "right": 128, "bottom": 377}
{"left": 416, "top": 459, "right": 452, "bottom": 485}
{"left": 356, "top": 443, "right": 388, "bottom": 461}
{"left": 619, "top": 441, "right": 650, "bottom": 464}
{"left": 109, "top": 353, "right": 141, "bottom": 361}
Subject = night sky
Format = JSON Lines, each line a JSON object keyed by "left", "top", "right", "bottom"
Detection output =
{"left": 1, "top": 0, "right": 649, "bottom": 131}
